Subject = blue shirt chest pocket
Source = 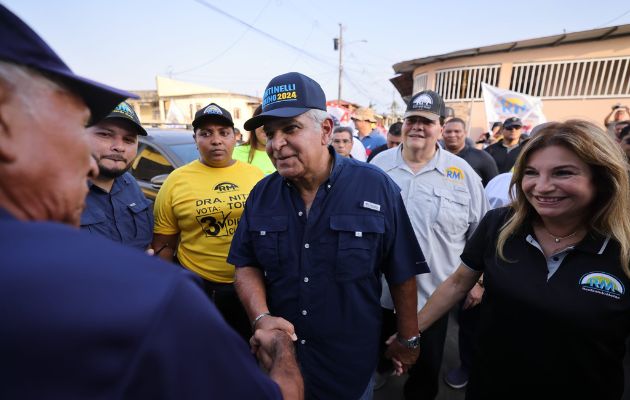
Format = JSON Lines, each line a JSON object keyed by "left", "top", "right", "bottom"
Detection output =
{"left": 126, "top": 202, "right": 153, "bottom": 246}
{"left": 330, "top": 214, "right": 385, "bottom": 282}
{"left": 248, "top": 216, "right": 287, "bottom": 274}
{"left": 81, "top": 207, "right": 109, "bottom": 234}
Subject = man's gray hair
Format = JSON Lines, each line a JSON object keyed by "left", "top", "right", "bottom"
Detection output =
{"left": 304, "top": 109, "right": 330, "bottom": 126}
{"left": 0, "top": 61, "right": 66, "bottom": 111}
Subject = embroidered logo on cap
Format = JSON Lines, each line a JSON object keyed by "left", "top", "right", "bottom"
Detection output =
{"left": 263, "top": 83, "right": 298, "bottom": 108}
{"left": 411, "top": 93, "right": 434, "bottom": 110}
{"left": 204, "top": 105, "right": 224, "bottom": 115}
{"left": 579, "top": 272, "right": 625, "bottom": 300}
{"left": 113, "top": 102, "right": 136, "bottom": 119}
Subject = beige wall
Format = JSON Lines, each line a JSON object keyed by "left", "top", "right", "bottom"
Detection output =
{"left": 453, "top": 98, "right": 626, "bottom": 141}
{"left": 127, "top": 77, "right": 261, "bottom": 130}
{"left": 161, "top": 95, "right": 258, "bottom": 130}
{"left": 412, "top": 36, "right": 630, "bottom": 139}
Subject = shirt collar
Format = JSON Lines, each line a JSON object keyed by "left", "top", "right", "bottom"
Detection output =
{"left": 458, "top": 143, "right": 471, "bottom": 155}
{"left": 575, "top": 231, "right": 611, "bottom": 255}
{"left": 391, "top": 144, "right": 443, "bottom": 174}
{"left": 521, "top": 223, "right": 611, "bottom": 255}
{"left": 328, "top": 145, "right": 345, "bottom": 187}
{"left": 282, "top": 146, "right": 343, "bottom": 192}
{"left": 88, "top": 173, "right": 130, "bottom": 195}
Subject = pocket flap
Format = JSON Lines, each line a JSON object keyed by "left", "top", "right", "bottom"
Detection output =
{"left": 80, "top": 208, "right": 107, "bottom": 225}
{"left": 330, "top": 214, "right": 385, "bottom": 234}
{"left": 127, "top": 201, "right": 149, "bottom": 214}
{"left": 433, "top": 187, "right": 469, "bottom": 205}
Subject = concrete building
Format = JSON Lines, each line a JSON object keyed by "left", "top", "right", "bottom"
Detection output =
{"left": 391, "top": 24, "right": 630, "bottom": 139}
{"left": 128, "top": 76, "right": 261, "bottom": 131}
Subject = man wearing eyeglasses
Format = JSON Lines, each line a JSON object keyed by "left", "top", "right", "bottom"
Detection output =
{"left": 484, "top": 116, "right": 526, "bottom": 173}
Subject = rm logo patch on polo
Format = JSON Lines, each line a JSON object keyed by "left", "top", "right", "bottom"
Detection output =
{"left": 579, "top": 272, "right": 625, "bottom": 300}
{"left": 446, "top": 167, "right": 464, "bottom": 181}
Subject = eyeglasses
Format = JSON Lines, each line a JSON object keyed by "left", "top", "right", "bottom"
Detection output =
{"left": 504, "top": 126, "right": 521, "bottom": 131}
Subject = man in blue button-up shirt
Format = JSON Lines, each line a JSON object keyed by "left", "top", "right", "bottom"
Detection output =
{"left": 80, "top": 102, "right": 153, "bottom": 251}
{"left": 229, "top": 72, "right": 428, "bottom": 399}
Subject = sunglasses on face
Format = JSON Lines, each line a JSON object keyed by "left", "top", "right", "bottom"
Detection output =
{"left": 504, "top": 126, "right": 522, "bottom": 131}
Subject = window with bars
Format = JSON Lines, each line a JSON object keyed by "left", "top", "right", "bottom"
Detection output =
{"left": 510, "top": 57, "right": 630, "bottom": 98}
{"left": 413, "top": 73, "right": 428, "bottom": 94}
{"left": 435, "top": 65, "right": 501, "bottom": 101}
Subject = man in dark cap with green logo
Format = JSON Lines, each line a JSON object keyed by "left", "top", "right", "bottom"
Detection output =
{"left": 81, "top": 102, "right": 154, "bottom": 251}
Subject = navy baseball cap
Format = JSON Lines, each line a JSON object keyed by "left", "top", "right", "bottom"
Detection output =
{"left": 103, "top": 102, "right": 147, "bottom": 136}
{"left": 0, "top": 5, "right": 138, "bottom": 125}
{"left": 404, "top": 90, "right": 446, "bottom": 121}
{"left": 244, "top": 72, "right": 327, "bottom": 131}
{"left": 192, "top": 103, "right": 234, "bottom": 129}
{"left": 503, "top": 117, "right": 523, "bottom": 128}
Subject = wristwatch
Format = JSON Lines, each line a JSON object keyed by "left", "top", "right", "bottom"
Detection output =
{"left": 396, "top": 333, "right": 421, "bottom": 349}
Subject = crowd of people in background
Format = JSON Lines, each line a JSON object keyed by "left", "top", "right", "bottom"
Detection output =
{"left": 3, "top": 4, "right": 630, "bottom": 400}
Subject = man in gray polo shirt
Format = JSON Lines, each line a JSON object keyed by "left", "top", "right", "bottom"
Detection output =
{"left": 371, "top": 90, "right": 488, "bottom": 400}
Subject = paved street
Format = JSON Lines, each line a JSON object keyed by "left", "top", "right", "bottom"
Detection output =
{"left": 375, "top": 312, "right": 465, "bottom": 400}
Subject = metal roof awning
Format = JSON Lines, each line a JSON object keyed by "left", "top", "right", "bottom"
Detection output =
{"left": 391, "top": 23, "right": 630, "bottom": 97}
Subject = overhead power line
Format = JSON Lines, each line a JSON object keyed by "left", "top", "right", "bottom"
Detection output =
{"left": 173, "top": 0, "right": 272, "bottom": 75}
{"left": 192, "top": 0, "right": 336, "bottom": 68}
{"left": 595, "top": 8, "right": 630, "bottom": 28}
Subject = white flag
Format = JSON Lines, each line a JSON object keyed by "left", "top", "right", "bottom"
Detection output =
{"left": 481, "top": 83, "right": 546, "bottom": 134}
{"left": 165, "top": 101, "right": 186, "bottom": 124}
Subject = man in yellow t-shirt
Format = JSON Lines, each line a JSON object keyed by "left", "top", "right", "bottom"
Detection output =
{"left": 152, "top": 102, "right": 264, "bottom": 342}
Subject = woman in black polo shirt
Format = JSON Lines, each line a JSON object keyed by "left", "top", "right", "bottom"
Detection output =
{"left": 409, "top": 120, "right": 630, "bottom": 399}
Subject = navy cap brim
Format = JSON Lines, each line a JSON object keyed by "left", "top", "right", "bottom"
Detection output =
{"left": 244, "top": 107, "right": 314, "bottom": 131}
{"left": 52, "top": 70, "right": 138, "bottom": 126}
{"left": 403, "top": 110, "right": 441, "bottom": 121}
{"left": 104, "top": 116, "right": 148, "bottom": 136}
{"left": 0, "top": 4, "right": 137, "bottom": 126}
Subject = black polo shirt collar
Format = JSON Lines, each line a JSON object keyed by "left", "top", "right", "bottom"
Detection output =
{"left": 519, "top": 221, "right": 611, "bottom": 255}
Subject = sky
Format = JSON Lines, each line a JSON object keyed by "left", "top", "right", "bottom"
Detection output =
{"left": 4, "top": 0, "right": 630, "bottom": 114}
